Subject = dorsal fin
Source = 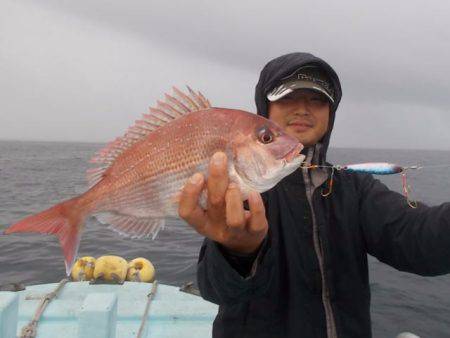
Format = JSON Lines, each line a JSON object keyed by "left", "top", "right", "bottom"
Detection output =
{"left": 87, "top": 86, "right": 211, "bottom": 188}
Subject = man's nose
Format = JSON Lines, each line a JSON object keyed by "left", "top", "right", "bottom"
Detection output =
{"left": 293, "top": 100, "right": 310, "bottom": 116}
{"left": 295, "top": 109, "right": 310, "bottom": 116}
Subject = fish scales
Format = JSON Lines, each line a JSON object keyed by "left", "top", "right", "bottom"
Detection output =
{"left": 4, "top": 87, "right": 305, "bottom": 274}
{"left": 89, "top": 111, "right": 232, "bottom": 217}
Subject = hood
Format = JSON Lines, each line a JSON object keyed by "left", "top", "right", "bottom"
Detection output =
{"left": 255, "top": 52, "right": 342, "bottom": 164}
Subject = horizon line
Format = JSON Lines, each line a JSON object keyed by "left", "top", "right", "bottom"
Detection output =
{"left": 0, "top": 138, "right": 449, "bottom": 152}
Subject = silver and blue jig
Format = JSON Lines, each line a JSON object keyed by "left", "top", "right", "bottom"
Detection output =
{"left": 302, "top": 162, "right": 422, "bottom": 208}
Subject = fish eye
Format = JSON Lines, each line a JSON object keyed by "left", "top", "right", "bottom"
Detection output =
{"left": 258, "top": 126, "right": 274, "bottom": 144}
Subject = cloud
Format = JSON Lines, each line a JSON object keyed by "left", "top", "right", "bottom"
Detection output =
{"left": 1, "top": 0, "right": 450, "bottom": 149}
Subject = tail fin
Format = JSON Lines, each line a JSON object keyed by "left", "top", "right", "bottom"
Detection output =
{"left": 4, "top": 197, "right": 88, "bottom": 275}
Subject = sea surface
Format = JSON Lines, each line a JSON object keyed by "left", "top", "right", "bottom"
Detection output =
{"left": 1, "top": 140, "right": 449, "bottom": 338}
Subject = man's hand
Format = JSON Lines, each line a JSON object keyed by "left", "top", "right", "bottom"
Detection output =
{"left": 178, "top": 152, "right": 268, "bottom": 254}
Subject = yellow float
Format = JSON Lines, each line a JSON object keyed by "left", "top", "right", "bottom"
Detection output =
{"left": 93, "top": 255, "right": 128, "bottom": 283}
{"left": 126, "top": 257, "right": 155, "bottom": 282}
{"left": 71, "top": 256, "right": 96, "bottom": 281}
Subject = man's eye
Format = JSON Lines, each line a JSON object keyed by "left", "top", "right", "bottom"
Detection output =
{"left": 280, "top": 95, "right": 294, "bottom": 101}
{"left": 310, "top": 97, "right": 328, "bottom": 104}
{"left": 311, "top": 96, "right": 326, "bottom": 102}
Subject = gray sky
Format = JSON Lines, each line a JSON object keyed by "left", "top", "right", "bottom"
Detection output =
{"left": 1, "top": 0, "right": 450, "bottom": 149}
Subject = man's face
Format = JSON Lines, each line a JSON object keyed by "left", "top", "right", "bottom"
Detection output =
{"left": 268, "top": 89, "right": 330, "bottom": 147}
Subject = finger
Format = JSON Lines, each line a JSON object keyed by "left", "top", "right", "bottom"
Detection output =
{"left": 178, "top": 173, "right": 208, "bottom": 233}
{"left": 207, "top": 152, "right": 229, "bottom": 219}
{"left": 247, "top": 191, "right": 268, "bottom": 234}
{"left": 225, "top": 183, "right": 246, "bottom": 232}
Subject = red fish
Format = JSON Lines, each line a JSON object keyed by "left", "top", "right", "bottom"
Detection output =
{"left": 4, "top": 87, "right": 304, "bottom": 274}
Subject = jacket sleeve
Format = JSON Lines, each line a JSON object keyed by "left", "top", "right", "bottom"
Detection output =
{"left": 196, "top": 236, "right": 274, "bottom": 305}
{"left": 359, "top": 174, "right": 450, "bottom": 276}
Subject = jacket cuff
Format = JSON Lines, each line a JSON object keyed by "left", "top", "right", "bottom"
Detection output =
{"left": 197, "top": 237, "right": 273, "bottom": 304}
{"left": 215, "top": 237, "right": 268, "bottom": 279}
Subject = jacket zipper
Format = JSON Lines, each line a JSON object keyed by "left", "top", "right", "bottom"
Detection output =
{"left": 302, "top": 166, "right": 338, "bottom": 338}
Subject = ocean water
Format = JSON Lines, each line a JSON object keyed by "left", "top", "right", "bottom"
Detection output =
{"left": 0, "top": 140, "right": 449, "bottom": 338}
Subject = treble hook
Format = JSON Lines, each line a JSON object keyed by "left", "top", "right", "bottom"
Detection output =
{"left": 321, "top": 167, "right": 335, "bottom": 197}
{"left": 401, "top": 170, "right": 418, "bottom": 208}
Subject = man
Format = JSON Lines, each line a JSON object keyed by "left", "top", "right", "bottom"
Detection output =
{"left": 178, "top": 52, "right": 450, "bottom": 338}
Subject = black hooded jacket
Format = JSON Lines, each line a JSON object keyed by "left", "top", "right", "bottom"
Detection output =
{"left": 197, "top": 53, "right": 450, "bottom": 338}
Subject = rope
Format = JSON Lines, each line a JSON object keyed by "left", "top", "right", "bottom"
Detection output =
{"left": 20, "top": 278, "right": 68, "bottom": 338}
{"left": 413, "top": 163, "right": 450, "bottom": 169}
{"left": 136, "top": 280, "right": 159, "bottom": 338}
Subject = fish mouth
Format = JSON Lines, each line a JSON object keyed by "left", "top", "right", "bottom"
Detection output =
{"left": 283, "top": 143, "right": 304, "bottom": 163}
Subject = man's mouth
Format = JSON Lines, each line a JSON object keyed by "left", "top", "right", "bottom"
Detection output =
{"left": 287, "top": 121, "right": 313, "bottom": 132}
{"left": 288, "top": 120, "right": 313, "bottom": 128}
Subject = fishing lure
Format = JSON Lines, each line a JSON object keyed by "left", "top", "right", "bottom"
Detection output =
{"left": 339, "top": 162, "right": 404, "bottom": 175}
{"left": 302, "top": 162, "right": 421, "bottom": 208}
